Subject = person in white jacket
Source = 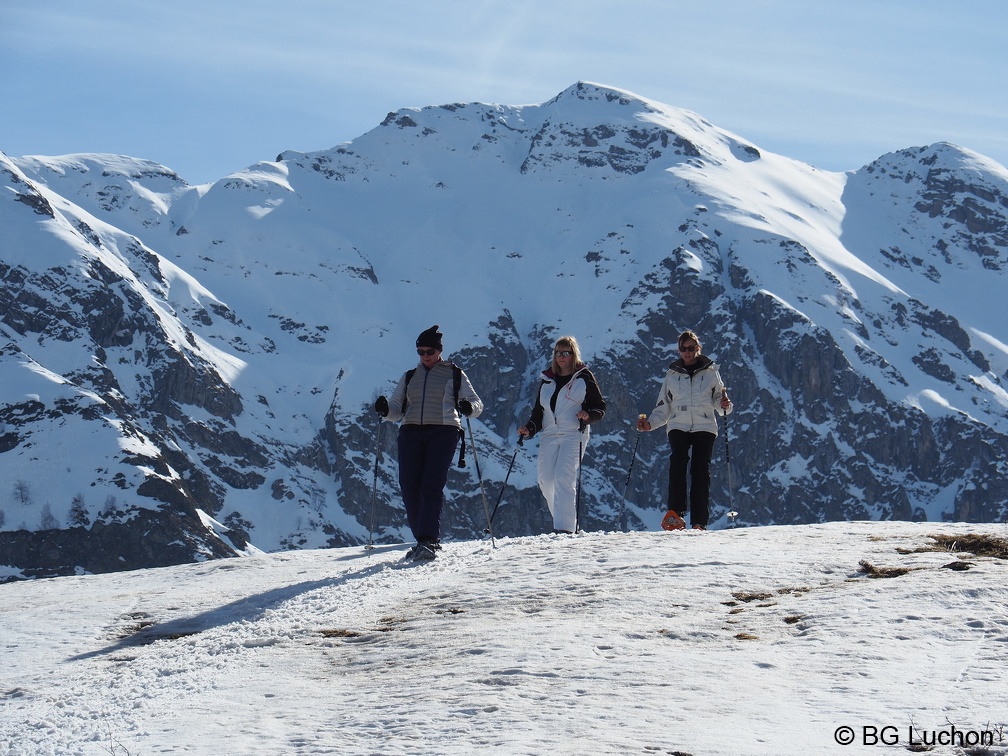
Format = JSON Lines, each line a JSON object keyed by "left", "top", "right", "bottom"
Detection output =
{"left": 637, "top": 330, "right": 732, "bottom": 530}
{"left": 518, "top": 336, "right": 606, "bottom": 533}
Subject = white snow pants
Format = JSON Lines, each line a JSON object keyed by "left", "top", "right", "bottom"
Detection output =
{"left": 537, "top": 430, "right": 587, "bottom": 532}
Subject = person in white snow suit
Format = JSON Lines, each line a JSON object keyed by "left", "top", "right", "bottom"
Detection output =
{"left": 637, "top": 330, "right": 732, "bottom": 531}
{"left": 518, "top": 336, "right": 606, "bottom": 534}
{"left": 374, "top": 325, "right": 484, "bottom": 561}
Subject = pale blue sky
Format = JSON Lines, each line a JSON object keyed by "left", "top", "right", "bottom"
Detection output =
{"left": 2, "top": 0, "right": 1006, "bottom": 184}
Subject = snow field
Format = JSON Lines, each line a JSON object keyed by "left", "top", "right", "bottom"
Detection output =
{"left": 2, "top": 522, "right": 1008, "bottom": 754}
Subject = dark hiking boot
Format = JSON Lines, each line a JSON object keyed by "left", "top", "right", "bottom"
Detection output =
{"left": 411, "top": 541, "right": 438, "bottom": 561}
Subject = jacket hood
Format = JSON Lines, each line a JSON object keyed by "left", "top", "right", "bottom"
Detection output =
{"left": 670, "top": 354, "right": 714, "bottom": 372}
{"left": 541, "top": 364, "right": 588, "bottom": 381}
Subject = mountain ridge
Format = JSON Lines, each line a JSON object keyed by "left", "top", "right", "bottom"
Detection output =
{"left": 2, "top": 82, "right": 1007, "bottom": 579}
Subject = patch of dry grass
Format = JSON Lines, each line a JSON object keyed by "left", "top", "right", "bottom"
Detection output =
{"left": 858, "top": 559, "right": 913, "bottom": 578}
{"left": 929, "top": 533, "right": 1008, "bottom": 559}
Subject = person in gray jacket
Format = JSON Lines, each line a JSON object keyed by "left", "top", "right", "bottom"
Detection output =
{"left": 637, "top": 330, "right": 732, "bottom": 530}
{"left": 374, "top": 325, "right": 483, "bottom": 560}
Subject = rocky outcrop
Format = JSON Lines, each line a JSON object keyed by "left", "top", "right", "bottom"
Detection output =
{"left": 0, "top": 505, "right": 239, "bottom": 581}
{"left": 3, "top": 87, "right": 1007, "bottom": 580}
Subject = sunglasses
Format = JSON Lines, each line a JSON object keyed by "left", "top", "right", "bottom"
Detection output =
{"left": 679, "top": 345, "right": 698, "bottom": 354}
{"left": 554, "top": 350, "right": 573, "bottom": 357}
{"left": 417, "top": 348, "right": 437, "bottom": 357}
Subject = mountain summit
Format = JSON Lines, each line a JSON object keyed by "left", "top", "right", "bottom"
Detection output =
{"left": 3, "top": 82, "right": 1007, "bottom": 578}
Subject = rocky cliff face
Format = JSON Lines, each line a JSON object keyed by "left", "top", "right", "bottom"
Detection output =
{"left": 3, "top": 83, "right": 1007, "bottom": 579}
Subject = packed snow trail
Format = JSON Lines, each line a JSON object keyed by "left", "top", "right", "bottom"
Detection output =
{"left": 2, "top": 524, "right": 1007, "bottom": 755}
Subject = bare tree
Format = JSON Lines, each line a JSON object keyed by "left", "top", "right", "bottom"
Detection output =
{"left": 12, "top": 480, "right": 32, "bottom": 506}
{"left": 39, "top": 504, "right": 59, "bottom": 530}
{"left": 100, "top": 494, "right": 118, "bottom": 520}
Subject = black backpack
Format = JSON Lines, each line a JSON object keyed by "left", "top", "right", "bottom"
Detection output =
{"left": 403, "top": 363, "right": 468, "bottom": 468}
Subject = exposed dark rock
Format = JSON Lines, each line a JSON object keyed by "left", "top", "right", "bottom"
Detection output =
{"left": 0, "top": 506, "right": 237, "bottom": 582}
{"left": 3, "top": 89, "right": 1007, "bottom": 582}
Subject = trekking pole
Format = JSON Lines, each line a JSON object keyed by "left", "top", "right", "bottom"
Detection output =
{"left": 486, "top": 436, "right": 522, "bottom": 532}
{"left": 465, "top": 417, "right": 496, "bottom": 547}
{"left": 723, "top": 390, "right": 738, "bottom": 528}
{"left": 618, "top": 416, "right": 645, "bottom": 533}
{"left": 575, "top": 421, "right": 586, "bottom": 534}
{"left": 365, "top": 416, "right": 382, "bottom": 551}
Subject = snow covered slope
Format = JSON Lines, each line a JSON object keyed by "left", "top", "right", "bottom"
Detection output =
{"left": 1, "top": 523, "right": 1007, "bottom": 755}
{"left": 2, "top": 82, "right": 1007, "bottom": 578}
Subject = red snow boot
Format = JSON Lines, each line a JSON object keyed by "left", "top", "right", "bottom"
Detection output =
{"left": 661, "top": 510, "right": 687, "bottom": 531}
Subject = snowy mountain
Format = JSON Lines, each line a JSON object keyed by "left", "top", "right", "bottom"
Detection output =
{"left": 2, "top": 82, "right": 1007, "bottom": 579}
{"left": 2, "top": 523, "right": 1007, "bottom": 755}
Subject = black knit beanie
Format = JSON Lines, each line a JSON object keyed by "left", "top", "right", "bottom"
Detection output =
{"left": 416, "top": 325, "right": 443, "bottom": 351}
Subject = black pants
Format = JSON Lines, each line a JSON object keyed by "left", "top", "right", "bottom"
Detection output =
{"left": 667, "top": 430, "right": 716, "bottom": 528}
{"left": 397, "top": 425, "right": 459, "bottom": 542}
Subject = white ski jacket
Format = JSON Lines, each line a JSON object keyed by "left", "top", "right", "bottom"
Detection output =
{"left": 524, "top": 366, "right": 605, "bottom": 438}
{"left": 645, "top": 356, "right": 731, "bottom": 437}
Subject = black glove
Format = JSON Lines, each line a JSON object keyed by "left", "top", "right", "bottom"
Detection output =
{"left": 374, "top": 396, "right": 389, "bottom": 417}
{"left": 457, "top": 399, "right": 473, "bottom": 417}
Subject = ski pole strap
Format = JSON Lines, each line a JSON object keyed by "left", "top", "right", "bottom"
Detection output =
{"left": 458, "top": 427, "right": 467, "bottom": 467}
